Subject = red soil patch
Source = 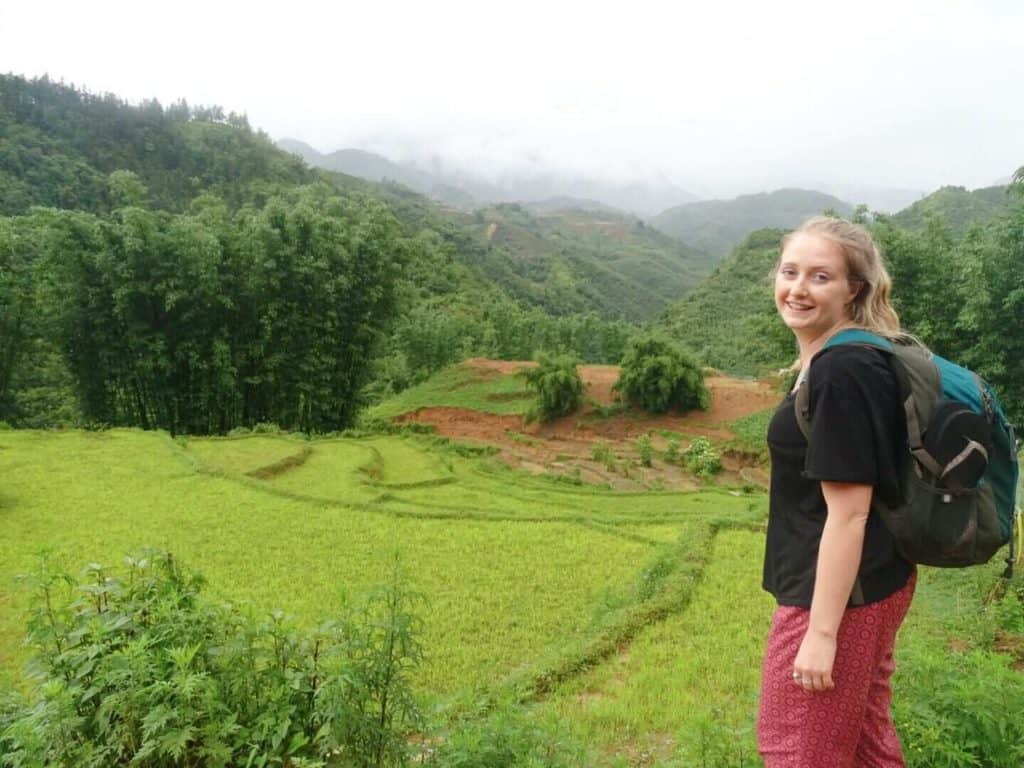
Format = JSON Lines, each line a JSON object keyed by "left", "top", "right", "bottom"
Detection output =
{"left": 394, "top": 360, "right": 780, "bottom": 490}
{"left": 396, "top": 407, "right": 521, "bottom": 445}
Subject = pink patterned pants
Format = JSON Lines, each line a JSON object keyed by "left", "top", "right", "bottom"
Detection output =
{"left": 757, "top": 572, "right": 916, "bottom": 768}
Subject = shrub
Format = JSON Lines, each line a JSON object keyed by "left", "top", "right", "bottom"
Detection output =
{"left": 637, "top": 434, "right": 653, "bottom": 467}
{"left": 429, "top": 705, "right": 584, "bottom": 768}
{"left": 591, "top": 440, "right": 616, "bottom": 471}
{"left": 895, "top": 640, "right": 1024, "bottom": 768}
{"left": 1, "top": 550, "right": 422, "bottom": 768}
{"left": 684, "top": 437, "right": 722, "bottom": 479}
{"left": 523, "top": 352, "right": 584, "bottom": 422}
{"left": 613, "top": 333, "right": 709, "bottom": 414}
{"left": 664, "top": 437, "right": 681, "bottom": 464}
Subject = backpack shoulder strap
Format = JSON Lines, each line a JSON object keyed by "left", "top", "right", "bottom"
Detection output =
{"left": 823, "top": 328, "right": 895, "bottom": 353}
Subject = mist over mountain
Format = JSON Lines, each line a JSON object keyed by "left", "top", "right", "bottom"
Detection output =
{"left": 277, "top": 138, "right": 698, "bottom": 216}
{"left": 277, "top": 139, "right": 477, "bottom": 207}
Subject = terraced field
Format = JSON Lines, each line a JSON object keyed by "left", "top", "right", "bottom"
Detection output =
{"left": 3, "top": 361, "right": 1019, "bottom": 766}
{"left": 0, "top": 428, "right": 763, "bottom": 710}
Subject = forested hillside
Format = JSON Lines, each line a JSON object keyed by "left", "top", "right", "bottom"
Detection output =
{"left": 661, "top": 181, "right": 1024, "bottom": 424}
{"left": 651, "top": 188, "right": 854, "bottom": 256}
{"left": 449, "top": 203, "right": 715, "bottom": 322}
{"left": 661, "top": 229, "right": 794, "bottom": 376}
{"left": 0, "top": 75, "right": 649, "bottom": 430}
{"left": 888, "top": 183, "right": 1012, "bottom": 233}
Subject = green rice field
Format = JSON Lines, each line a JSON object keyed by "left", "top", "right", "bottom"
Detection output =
{"left": 2, "top": 421, "right": 1018, "bottom": 765}
{"left": 0, "top": 429, "right": 762, "bottom": 706}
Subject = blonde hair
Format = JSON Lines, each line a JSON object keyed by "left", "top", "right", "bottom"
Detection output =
{"left": 780, "top": 216, "right": 902, "bottom": 336}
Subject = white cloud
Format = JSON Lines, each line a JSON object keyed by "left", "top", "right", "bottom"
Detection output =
{"left": 2, "top": 0, "right": 1021, "bottom": 195}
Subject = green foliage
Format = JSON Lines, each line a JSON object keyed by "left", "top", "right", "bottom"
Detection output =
{"left": 523, "top": 353, "right": 584, "bottom": 423}
{"left": 613, "top": 333, "right": 709, "bottom": 414}
{"left": 673, "top": 707, "right": 757, "bottom": 768}
{"left": 637, "top": 434, "right": 653, "bottom": 467}
{"left": 590, "top": 440, "right": 616, "bottom": 471}
{"left": 660, "top": 229, "right": 795, "bottom": 377}
{"left": 7, "top": 185, "right": 401, "bottom": 433}
{"left": 664, "top": 437, "right": 680, "bottom": 464}
{"left": 0, "top": 550, "right": 422, "bottom": 767}
{"left": 725, "top": 407, "right": 774, "bottom": 463}
{"left": 684, "top": 438, "right": 722, "bottom": 479}
{"left": 463, "top": 203, "right": 717, "bottom": 323}
{"left": 0, "top": 74, "right": 312, "bottom": 217}
{"left": 895, "top": 641, "right": 1024, "bottom": 768}
{"left": 890, "top": 184, "right": 1013, "bottom": 234}
{"left": 429, "top": 706, "right": 584, "bottom": 768}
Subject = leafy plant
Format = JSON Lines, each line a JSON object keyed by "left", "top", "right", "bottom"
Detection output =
{"left": 637, "top": 434, "right": 653, "bottom": 467}
{"left": 613, "top": 332, "right": 709, "bottom": 414}
{"left": 429, "top": 705, "right": 584, "bottom": 768}
{"left": 591, "top": 440, "right": 616, "bottom": 471}
{"left": 664, "top": 437, "right": 680, "bottom": 464}
{"left": 895, "top": 639, "right": 1024, "bottom": 768}
{"left": 0, "top": 549, "right": 423, "bottom": 768}
{"left": 522, "top": 352, "right": 585, "bottom": 423}
{"left": 684, "top": 437, "right": 722, "bottom": 479}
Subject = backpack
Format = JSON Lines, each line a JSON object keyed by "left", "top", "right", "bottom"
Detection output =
{"left": 794, "top": 328, "right": 1021, "bottom": 573}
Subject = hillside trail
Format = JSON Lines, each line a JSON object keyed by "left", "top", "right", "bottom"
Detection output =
{"left": 395, "top": 359, "right": 778, "bottom": 490}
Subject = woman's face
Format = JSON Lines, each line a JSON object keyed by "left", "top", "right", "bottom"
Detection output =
{"left": 775, "top": 233, "right": 860, "bottom": 338}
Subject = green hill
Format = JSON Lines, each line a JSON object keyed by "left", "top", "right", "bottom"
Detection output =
{"left": 887, "top": 184, "right": 1012, "bottom": 233}
{"left": 0, "top": 75, "right": 644, "bottom": 427}
{"left": 660, "top": 228, "right": 794, "bottom": 376}
{"left": 454, "top": 203, "right": 716, "bottom": 322}
{"left": 650, "top": 188, "right": 853, "bottom": 257}
{"left": 0, "top": 75, "right": 316, "bottom": 215}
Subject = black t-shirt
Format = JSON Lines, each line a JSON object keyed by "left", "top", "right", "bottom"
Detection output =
{"left": 762, "top": 344, "right": 913, "bottom": 607}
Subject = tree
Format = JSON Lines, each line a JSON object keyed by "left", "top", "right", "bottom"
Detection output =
{"left": 613, "top": 332, "right": 709, "bottom": 414}
{"left": 523, "top": 352, "right": 585, "bottom": 422}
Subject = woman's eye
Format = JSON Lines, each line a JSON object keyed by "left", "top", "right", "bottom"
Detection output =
{"left": 813, "top": 273, "right": 830, "bottom": 283}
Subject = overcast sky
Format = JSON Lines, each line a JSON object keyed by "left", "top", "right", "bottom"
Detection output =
{"left": 3, "top": 0, "right": 1022, "bottom": 197}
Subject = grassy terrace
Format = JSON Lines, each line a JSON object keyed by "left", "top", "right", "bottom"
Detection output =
{"left": 2, "top": 376, "right": 1019, "bottom": 765}
{"left": 0, "top": 429, "right": 762, "bottom": 711}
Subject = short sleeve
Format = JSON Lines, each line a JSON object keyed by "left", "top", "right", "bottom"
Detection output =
{"left": 802, "top": 347, "right": 900, "bottom": 487}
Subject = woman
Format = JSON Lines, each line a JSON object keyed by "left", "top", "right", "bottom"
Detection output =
{"left": 757, "top": 216, "right": 916, "bottom": 767}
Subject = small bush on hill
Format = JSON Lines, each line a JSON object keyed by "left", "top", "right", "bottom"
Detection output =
{"left": 637, "top": 434, "right": 653, "bottom": 467}
{"left": 664, "top": 437, "right": 681, "bottom": 464}
{"left": 684, "top": 437, "right": 722, "bottom": 479}
{"left": 613, "top": 333, "right": 709, "bottom": 414}
{"left": 591, "top": 440, "right": 616, "bottom": 471}
{"left": 523, "top": 352, "right": 584, "bottom": 423}
{"left": 0, "top": 550, "right": 422, "bottom": 768}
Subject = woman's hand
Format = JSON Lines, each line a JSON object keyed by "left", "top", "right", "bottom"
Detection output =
{"left": 793, "top": 627, "right": 837, "bottom": 692}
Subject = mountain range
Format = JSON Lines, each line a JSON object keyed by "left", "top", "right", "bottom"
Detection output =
{"left": 277, "top": 138, "right": 698, "bottom": 216}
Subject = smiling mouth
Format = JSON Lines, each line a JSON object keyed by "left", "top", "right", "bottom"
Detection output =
{"left": 786, "top": 302, "right": 813, "bottom": 311}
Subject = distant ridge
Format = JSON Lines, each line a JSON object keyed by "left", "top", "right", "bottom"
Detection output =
{"left": 277, "top": 139, "right": 475, "bottom": 207}
{"left": 277, "top": 138, "right": 698, "bottom": 216}
{"left": 650, "top": 188, "right": 854, "bottom": 256}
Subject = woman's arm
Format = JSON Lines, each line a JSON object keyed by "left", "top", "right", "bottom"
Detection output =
{"left": 793, "top": 480, "right": 873, "bottom": 691}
